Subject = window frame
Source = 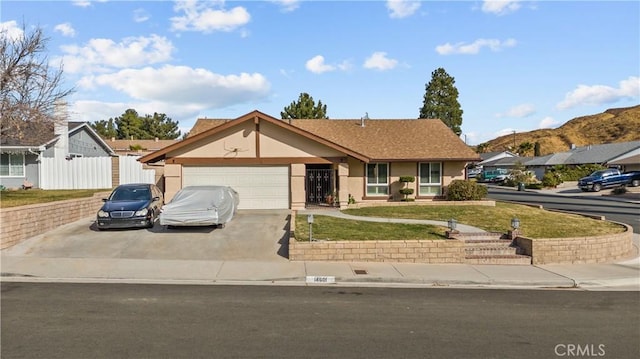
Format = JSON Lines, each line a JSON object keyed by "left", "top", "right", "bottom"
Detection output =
{"left": 365, "top": 162, "right": 389, "bottom": 196}
{"left": 418, "top": 162, "right": 442, "bottom": 196}
{"left": 0, "top": 153, "right": 26, "bottom": 177}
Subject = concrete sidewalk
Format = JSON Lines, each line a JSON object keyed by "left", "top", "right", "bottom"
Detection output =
{"left": 2, "top": 236, "right": 638, "bottom": 290}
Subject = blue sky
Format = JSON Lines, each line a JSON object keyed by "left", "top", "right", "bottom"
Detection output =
{"left": 2, "top": 0, "right": 639, "bottom": 145}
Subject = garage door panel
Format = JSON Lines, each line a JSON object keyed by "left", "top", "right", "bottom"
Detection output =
{"left": 183, "top": 166, "right": 289, "bottom": 209}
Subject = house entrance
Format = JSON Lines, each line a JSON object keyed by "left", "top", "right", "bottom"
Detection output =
{"left": 305, "top": 165, "right": 338, "bottom": 207}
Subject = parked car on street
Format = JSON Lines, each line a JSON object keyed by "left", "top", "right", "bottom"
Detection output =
{"left": 159, "top": 186, "right": 239, "bottom": 228}
{"left": 481, "top": 168, "right": 509, "bottom": 183}
{"left": 577, "top": 169, "right": 640, "bottom": 192}
{"left": 96, "top": 183, "right": 164, "bottom": 230}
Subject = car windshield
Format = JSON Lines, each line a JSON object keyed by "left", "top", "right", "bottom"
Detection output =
{"left": 110, "top": 187, "right": 151, "bottom": 201}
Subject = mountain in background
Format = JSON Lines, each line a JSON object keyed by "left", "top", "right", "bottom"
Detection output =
{"left": 478, "top": 105, "right": 640, "bottom": 155}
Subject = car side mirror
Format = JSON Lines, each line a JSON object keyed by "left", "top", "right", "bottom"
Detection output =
{"left": 102, "top": 198, "right": 107, "bottom": 202}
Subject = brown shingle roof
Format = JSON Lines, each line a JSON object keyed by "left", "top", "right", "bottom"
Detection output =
{"left": 106, "top": 138, "right": 181, "bottom": 152}
{"left": 187, "top": 116, "right": 479, "bottom": 161}
{"left": 140, "top": 111, "right": 480, "bottom": 163}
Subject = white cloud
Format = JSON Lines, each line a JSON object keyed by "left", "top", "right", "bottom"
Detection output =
{"left": 386, "top": 0, "right": 421, "bottom": 19}
{"left": 556, "top": 76, "right": 640, "bottom": 110}
{"left": 482, "top": 0, "right": 522, "bottom": 15}
{"left": 54, "top": 23, "right": 76, "bottom": 37}
{"left": 72, "top": 0, "right": 108, "bottom": 8}
{"left": 436, "top": 38, "right": 517, "bottom": 55}
{"left": 306, "top": 55, "right": 335, "bottom": 74}
{"left": 78, "top": 65, "right": 271, "bottom": 108}
{"left": 363, "top": 52, "right": 398, "bottom": 71}
{"left": 133, "top": 9, "right": 151, "bottom": 23}
{"left": 496, "top": 103, "right": 535, "bottom": 118}
{"left": 538, "top": 116, "right": 559, "bottom": 129}
{"left": 0, "top": 20, "right": 24, "bottom": 41}
{"left": 57, "top": 34, "right": 174, "bottom": 73}
{"left": 171, "top": 0, "right": 251, "bottom": 33}
{"left": 71, "top": 1, "right": 92, "bottom": 7}
{"left": 271, "top": 0, "right": 300, "bottom": 12}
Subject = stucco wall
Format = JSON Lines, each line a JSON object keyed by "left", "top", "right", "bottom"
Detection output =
{"left": 0, "top": 192, "right": 109, "bottom": 249}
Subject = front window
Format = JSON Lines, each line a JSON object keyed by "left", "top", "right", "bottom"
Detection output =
{"left": 0, "top": 153, "right": 25, "bottom": 177}
{"left": 366, "top": 163, "right": 388, "bottom": 196}
{"left": 419, "top": 162, "right": 441, "bottom": 195}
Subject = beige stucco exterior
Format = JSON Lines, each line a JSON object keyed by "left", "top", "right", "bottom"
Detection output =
{"left": 148, "top": 115, "right": 471, "bottom": 209}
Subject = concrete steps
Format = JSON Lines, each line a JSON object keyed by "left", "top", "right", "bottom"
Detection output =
{"left": 463, "top": 238, "right": 531, "bottom": 265}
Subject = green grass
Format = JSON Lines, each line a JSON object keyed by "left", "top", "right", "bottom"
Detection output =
{"left": 295, "top": 215, "right": 447, "bottom": 242}
{"left": 0, "top": 188, "right": 111, "bottom": 208}
{"left": 296, "top": 203, "right": 628, "bottom": 242}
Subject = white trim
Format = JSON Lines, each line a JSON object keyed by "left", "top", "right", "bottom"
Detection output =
{"left": 0, "top": 153, "right": 26, "bottom": 177}
{"left": 418, "top": 162, "right": 442, "bottom": 196}
{"left": 366, "top": 162, "right": 389, "bottom": 196}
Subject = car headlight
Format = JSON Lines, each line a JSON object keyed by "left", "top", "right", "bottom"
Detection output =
{"left": 135, "top": 208, "right": 149, "bottom": 217}
{"left": 97, "top": 210, "right": 109, "bottom": 218}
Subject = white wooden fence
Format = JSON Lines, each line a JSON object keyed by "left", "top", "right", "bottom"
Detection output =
{"left": 40, "top": 156, "right": 155, "bottom": 190}
{"left": 118, "top": 156, "right": 156, "bottom": 185}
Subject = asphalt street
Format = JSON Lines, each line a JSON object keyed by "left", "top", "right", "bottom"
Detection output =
{"left": 2, "top": 283, "right": 639, "bottom": 359}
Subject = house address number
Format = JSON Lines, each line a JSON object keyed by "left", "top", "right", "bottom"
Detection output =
{"left": 306, "top": 276, "right": 336, "bottom": 284}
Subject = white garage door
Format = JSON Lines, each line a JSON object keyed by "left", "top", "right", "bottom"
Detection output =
{"left": 182, "top": 166, "right": 290, "bottom": 209}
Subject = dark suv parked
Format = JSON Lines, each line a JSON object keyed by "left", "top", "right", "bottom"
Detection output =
{"left": 96, "top": 183, "right": 163, "bottom": 230}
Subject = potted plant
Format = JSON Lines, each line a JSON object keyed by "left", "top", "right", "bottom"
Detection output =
{"left": 399, "top": 176, "right": 415, "bottom": 201}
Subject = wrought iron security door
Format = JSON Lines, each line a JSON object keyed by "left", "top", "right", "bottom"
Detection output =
{"left": 306, "top": 168, "right": 337, "bottom": 207}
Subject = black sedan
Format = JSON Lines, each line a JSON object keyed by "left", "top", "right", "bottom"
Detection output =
{"left": 96, "top": 183, "right": 163, "bottom": 230}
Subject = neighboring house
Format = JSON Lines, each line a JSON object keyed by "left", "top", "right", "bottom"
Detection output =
{"left": 106, "top": 138, "right": 181, "bottom": 157}
{"left": 106, "top": 137, "right": 181, "bottom": 189}
{"left": 477, "top": 151, "right": 518, "bottom": 166}
{"left": 607, "top": 148, "right": 640, "bottom": 172}
{"left": 525, "top": 141, "right": 640, "bottom": 179}
{"left": 1, "top": 120, "right": 115, "bottom": 189}
{"left": 139, "top": 110, "right": 480, "bottom": 210}
{"left": 480, "top": 156, "right": 532, "bottom": 172}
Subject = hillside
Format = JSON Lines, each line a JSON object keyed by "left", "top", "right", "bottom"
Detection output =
{"left": 479, "top": 105, "right": 640, "bottom": 155}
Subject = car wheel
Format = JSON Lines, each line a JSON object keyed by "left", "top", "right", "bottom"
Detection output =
{"left": 632, "top": 179, "right": 640, "bottom": 187}
{"left": 146, "top": 211, "right": 155, "bottom": 228}
{"left": 592, "top": 184, "right": 601, "bottom": 192}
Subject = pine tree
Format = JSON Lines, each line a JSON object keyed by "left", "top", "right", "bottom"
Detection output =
{"left": 419, "top": 68, "right": 463, "bottom": 136}
{"left": 91, "top": 109, "right": 181, "bottom": 140}
{"left": 281, "top": 92, "right": 328, "bottom": 119}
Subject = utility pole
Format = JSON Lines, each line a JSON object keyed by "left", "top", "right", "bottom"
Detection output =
{"left": 512, "top": 130, "right": 516, "bottom": 152}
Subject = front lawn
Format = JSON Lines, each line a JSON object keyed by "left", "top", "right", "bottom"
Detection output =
{"left": 294, "top": 203, "right": 627, "bottom": 242}
{"left": 0, "top": 189, "right": 110, "bottom": 208}
{"left": 295, "top": 215, "right": 447, "bottom": 242}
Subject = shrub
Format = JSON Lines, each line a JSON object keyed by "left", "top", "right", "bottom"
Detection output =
{"left": 398, "top": 176, "right": 415, "bottom": 201}
{"left": 552, "top": 164, "right": 606, "bottom": 181}
{"left": 446, "top": 180, "right": 487, "bottom": 201}
{"left": 542, "top": 172, "right": 562, "bottom": 188}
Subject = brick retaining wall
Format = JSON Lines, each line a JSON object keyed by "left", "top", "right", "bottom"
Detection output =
{"left": 0, "top": 193, "right": 109, "bottom": 249}
{"left": 515, "top": 223, "right": 634, "bottom": 264}
{"left": 289, "top": 238, "right": 465, "bottom": 263}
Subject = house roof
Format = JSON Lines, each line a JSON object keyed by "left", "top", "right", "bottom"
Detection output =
{"left": 106, "top": 138, "right": 181, "bottom": 154}
{"left": 608, "top": 153, "right": 640, "bottom": 166}
{"left": 481, "top": 156, "right": 532, "bottom": 167}
{"left": 1, "top": 121, "right": 114, "bottom": 155}
{"left": 139, "top": 110, "right": 480, "bottom": 163}
{"left": 525, "top": 141, "right": 640, "bottom": 166}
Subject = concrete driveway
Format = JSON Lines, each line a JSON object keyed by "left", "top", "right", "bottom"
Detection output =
{"left": 3, "top": 210, "right": 291, "bottom": 262}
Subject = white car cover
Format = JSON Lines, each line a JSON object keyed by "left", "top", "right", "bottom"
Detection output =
{"left": 159, "top": 186, "right": 239, "bottom": 226}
